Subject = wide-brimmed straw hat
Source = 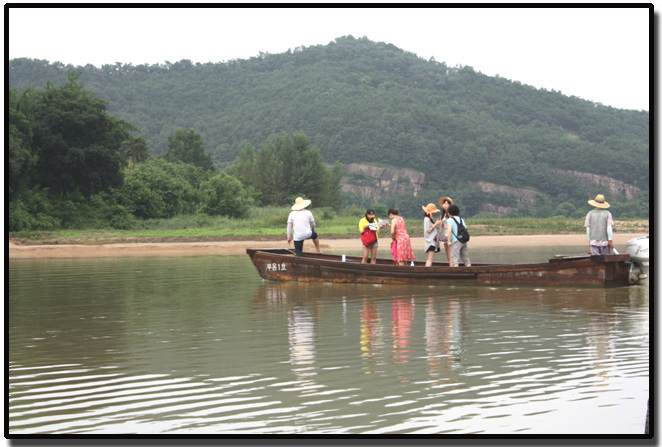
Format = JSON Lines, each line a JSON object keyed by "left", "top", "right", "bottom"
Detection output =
{"left": 588, "top": 194, "right": 610, "bottom": 209}
{"left": 422, "top": 203, "right": 441, "bottom": 215}
{"left": 438, "top": 197, "right": 454, "bottom": 206}
{"left": 291, "top": 197, "right": 312, "bottom": 211}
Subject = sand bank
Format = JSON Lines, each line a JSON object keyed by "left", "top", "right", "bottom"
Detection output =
{"left": 8, "top": 234, "right": 647, "bottom": 259}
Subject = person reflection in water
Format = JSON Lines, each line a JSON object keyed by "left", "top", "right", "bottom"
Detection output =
{"left": 392, "top": 298, "right": 415, "bottom": 365}
{"left": 360, "top": 299, "right": 384, "bottom": 374}
{"left": 287, "top": 307, "right": 317, "bottom": 392}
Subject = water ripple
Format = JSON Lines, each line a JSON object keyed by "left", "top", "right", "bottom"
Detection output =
{"left": 8, "top": 257, "right": 650, "bottom": 434}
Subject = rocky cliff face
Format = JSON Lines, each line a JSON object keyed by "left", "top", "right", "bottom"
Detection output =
{"left": 467, "top": 181, "right": 538, "bottom": 215}
{"left": 547, "top": 169, "right": 641, "bottom": 199}
{"left": 468, "top": 169, "right": 641, "bottom": 216}
{"left": 339, "top": 163, "right": 641, "bottom": 216}
{"left": 340, "top": 163, "right": 426, "bottom": 202}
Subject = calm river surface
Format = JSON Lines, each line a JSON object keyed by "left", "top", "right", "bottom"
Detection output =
{"left": 8, "top": 245, "right": 649, "bottom": 435}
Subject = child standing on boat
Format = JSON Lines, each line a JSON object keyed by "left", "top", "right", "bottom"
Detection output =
{"left": 359, "top": 209, "right": 385, "bottom": 264}
{"left": 389, "top": 208, "right": 415, "bottom": 266}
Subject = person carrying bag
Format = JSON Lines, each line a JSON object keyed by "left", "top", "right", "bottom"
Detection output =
{"left": 359, "top": 209, "right": 380, "bottom": 264}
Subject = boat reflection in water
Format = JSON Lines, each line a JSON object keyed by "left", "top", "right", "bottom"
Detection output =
{"left": 252, "top": 280, "right": 649, "bottom": 434}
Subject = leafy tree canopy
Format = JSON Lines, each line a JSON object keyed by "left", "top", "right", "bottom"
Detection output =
{"left": 230, "top": 132, "right": 342, "bottom": 209}
{"left": 25, "top": 72, "right": 135, "bottom": 197}
{"left": 165, "top": 128, "right": 215, "bottom": 172}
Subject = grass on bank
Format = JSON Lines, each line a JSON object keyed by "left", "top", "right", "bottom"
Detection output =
{"left": 8, "top": 206, "right": 649, "bottom": 245}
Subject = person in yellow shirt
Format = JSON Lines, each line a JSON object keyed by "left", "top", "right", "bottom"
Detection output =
{"left": 358, "top": 209, "right": 381, "bottom": 264}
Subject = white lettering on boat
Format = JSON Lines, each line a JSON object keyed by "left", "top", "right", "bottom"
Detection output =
{"left": 266, "top": 263, "right": 287, "bottom": 271}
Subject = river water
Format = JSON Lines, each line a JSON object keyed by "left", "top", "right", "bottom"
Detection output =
{"left": 8, "top": 246, "right": 650, "bottom": 435}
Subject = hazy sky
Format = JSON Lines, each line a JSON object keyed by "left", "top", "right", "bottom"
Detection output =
{"left": 8, "top": 6, "right": 651, "bottom": 111}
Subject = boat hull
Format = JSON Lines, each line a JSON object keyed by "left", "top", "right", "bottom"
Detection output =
{"left": 246, "top": 249, "right": 631, "bottom": 287}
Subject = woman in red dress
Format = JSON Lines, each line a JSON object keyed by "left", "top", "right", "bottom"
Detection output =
{"left": 388, "top": 208, "right": 416, "bottom": 266}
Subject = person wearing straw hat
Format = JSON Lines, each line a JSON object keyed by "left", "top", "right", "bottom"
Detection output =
{"left": 585, "top": 194, "right": 614, "bottom": 255}
{"left": 422, "top": 203, "right": 442, "bottom": 266}
{"left": 287, "top": 197, "right": 321, "bottom": 256}
{"left": 438, "top": 197, "right": 455, "bottom": 263}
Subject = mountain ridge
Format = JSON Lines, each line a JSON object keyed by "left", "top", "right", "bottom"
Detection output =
{"left": 9, "top": 35, "right": 649, "bottom": 217}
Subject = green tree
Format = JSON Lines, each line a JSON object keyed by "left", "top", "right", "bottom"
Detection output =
{"left": 8, "top": 90, "right": 36, "bottom": 197}
{"left": 553, "top": 202, "right": 576, "bottom": 217}
{"left": 318, "top": 162, "right": 344, "bottom": 211}
{"left": 122, "top": 136, "right": 151, "bottom": 172}
{"left": 199, "top": 173, "right": 254, "bottom": 218}
{"left": 231, "top": 132, "right": 343, "bottom": 209}
{"left": 116, "top": 158, "right": 198, "bottom": 219}
{"left": 31, "top": 72, "right": 133, "bottom": 197}
{"left": 165, "top": 128, "right": 215, "bottom": 171}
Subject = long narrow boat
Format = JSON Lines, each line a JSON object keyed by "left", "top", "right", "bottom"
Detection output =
{"left": 246, "top": 248, "right": 633, "bottom": 287}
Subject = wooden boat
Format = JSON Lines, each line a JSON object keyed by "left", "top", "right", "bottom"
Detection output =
{"left": 246, "top": 248, "right": 632, "bottom": 287}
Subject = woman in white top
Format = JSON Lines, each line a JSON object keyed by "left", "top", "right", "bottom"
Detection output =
{"left": 438, "top": 197, "right": 454, "bottom": 264}
{"left": 422, "top": 203, "right": 442, "bottom": 266}
{"left": 286, "top": 197, "right": 321, "bottom": 256}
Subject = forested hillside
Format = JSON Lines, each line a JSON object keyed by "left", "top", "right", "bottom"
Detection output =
{"left": 9, "top": 35, "right": 649, "bottom": 221}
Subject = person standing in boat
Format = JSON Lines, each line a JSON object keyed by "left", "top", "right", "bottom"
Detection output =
{"left": 359, "top": 209, "right": 381, "bottom": 264}
{"left": 445, "top": 204, "right": 471, "bottom": 268}
{"left": 422, "top": 203, "right": 442, "bottom": 266}
{"left": 438, "top": 197, "right": 454, "bottom": 264}
{"left": 585, "top": 194, "right": 614, "bottom": 255}
{"left": 287, "top": 197, "right": 322, "bottom": 257}
{"left": 388, "top": 208, "right": 415, "bottom": 266}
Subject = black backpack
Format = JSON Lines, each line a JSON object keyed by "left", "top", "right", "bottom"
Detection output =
{"left": 451, "top": 217, "right": 470, "bottom": 243}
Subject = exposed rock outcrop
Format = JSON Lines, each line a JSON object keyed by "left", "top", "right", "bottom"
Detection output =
{"left": 468, "top": 181, "right": 538, "bottom": 206}
{"left": 467, "top": 181, "right": 538, "bottom": 215}
{"left": 339, "top": 163, "right": 641, "bottom": 216}
{"left": 340, "top": 163, "right": 426, "bottom": 202}
{"left": 547, "top": 169, "right": 641, "bottom": 199}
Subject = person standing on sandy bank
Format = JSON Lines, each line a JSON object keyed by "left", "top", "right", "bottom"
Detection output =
{"left": 287, "top": 197, "right": 321, "bottom": 257}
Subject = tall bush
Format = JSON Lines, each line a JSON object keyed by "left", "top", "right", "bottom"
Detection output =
{"left": 199, "top": 173, "right": 254, "bottom": 218}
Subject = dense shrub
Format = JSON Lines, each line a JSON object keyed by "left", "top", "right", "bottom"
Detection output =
{"left": 199, "top": 173, "right": 254, "bottom": 218}
{"left": 8, "top": 189, "right": 61, "bottom": 231}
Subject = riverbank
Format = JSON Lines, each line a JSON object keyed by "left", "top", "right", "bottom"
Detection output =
{"left": 8, "top": 233, "right": 647, "bottom": 259}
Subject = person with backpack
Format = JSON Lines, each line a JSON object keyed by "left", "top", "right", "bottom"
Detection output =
{"left": 445, "top": 204, "right": 471, "bottom": 267}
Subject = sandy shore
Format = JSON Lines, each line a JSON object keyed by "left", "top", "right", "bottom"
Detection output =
{"left": 8, "top": 233, "right": 647, "bottom": 259}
